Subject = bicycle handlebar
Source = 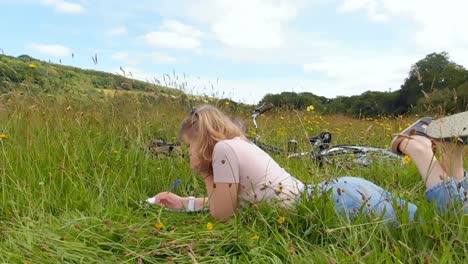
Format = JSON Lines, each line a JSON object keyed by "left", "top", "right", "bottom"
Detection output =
{"left": 252, "top": 103, "right": 273, "bottom": 131}
{"left": 255, "top": 103, "right": 274, "bottom": 115}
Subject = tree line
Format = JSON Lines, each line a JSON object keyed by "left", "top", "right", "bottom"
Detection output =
{"left": 261, "top": 52, "right": 467, "bottom": 116}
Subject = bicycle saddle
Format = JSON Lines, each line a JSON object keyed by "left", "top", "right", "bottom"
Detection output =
{"left": 308, "top": 131, "right": 332, "bottom": 144}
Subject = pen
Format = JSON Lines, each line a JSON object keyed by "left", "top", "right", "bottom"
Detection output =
{"left": 146, "top": 179, "right": 181, "bottom": 204}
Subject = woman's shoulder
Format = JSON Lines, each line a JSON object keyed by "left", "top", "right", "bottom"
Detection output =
{"left": 214, "top": 137, "right": 252, "bottom": 152}
{"left": 215, "top": 137, "right": 250, "bottom": 148}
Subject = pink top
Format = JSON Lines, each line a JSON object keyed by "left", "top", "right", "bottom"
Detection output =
{"left": 212, "top": 137, "right": 305, "bottom": 206}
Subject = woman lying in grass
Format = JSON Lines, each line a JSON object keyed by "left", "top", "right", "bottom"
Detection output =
{"left": 153, "top": 105, "right": 467, "bottom": 221}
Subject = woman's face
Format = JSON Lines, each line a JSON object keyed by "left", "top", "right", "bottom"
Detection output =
{"left": 188, "top": 144, "right": 201, "bottom": 171}
{"left": 182, "top": 133, "right": 201, "bottom": 171}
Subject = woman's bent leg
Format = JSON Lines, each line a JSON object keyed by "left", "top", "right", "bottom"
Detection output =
{"left": 398, "top": 136, "right": 447, "bottom": 189}
{"left": 438, "top": 142, "right": 465, "bottom": 180}
{"left": 397, "top": 135, "right": 466, "bottom": 214}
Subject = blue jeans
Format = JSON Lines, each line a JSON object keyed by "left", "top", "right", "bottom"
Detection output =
{"left": 306, "top": 174, "right": 467, "bottom": 222}
{"left": 425, "top": 173, "right": 468, "bottom": 214}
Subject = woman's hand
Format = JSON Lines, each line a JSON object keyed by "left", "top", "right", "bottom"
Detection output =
{"left": 154, "top": 192, "right": 184, "bottom": 209}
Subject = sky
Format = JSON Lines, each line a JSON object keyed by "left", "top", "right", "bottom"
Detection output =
{"left": 1, "top": 0, "right": 468, "bottom": 104}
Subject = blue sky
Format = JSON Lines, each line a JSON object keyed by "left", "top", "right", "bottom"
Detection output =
{"left": 1, "top": 0, "right": 467, "bottom": 104}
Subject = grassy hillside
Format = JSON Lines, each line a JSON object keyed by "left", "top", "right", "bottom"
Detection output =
{"left": 0, "top": 54, "right": 184, "bottom": 98}
{"left": 0, "top": 90, "right": 466, "bottom": 262}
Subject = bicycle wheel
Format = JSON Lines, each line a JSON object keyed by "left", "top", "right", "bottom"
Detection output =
{"left": 316, "top": 145, "right": 401, "bottom": 167}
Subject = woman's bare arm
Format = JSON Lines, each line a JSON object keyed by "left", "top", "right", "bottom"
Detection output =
{"left": 204, "top": 175, "right": 239, "bottom": 221}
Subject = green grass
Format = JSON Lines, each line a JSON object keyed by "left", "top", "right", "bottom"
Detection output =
{"left": 0, "top": 92, "right": 466, "bottom": 263}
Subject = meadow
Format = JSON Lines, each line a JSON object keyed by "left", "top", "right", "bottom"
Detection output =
{"left": 0, "top": 91, "right": 466, "bottom": 263}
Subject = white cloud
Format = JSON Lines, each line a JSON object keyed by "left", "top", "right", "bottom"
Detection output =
{"left": 211, "top": 29, "right": 341, "bottom": 65}
{"left": 183, "top": 54, "right": 416, "bottom": 104}
{"left": 107, "top": 26, "right": 127, "bottom": 36}
{"left": 42, "top": 0, "right": 85, "bottom": 14}
{"left": 143, "top": 20, "right": 204, "bottom": 51}
{"left": 111, "top": 51, "right": 138, "bottom": 65}
{"left": 338, "top": 0, "right": 388, "bottom": 22}
{"left": 339, "top": 0, "right": 468, "bottom": 51}
{"left": 384, "top": 0, "right": 468, "bottom": 51}
{"left": 303, "top": 51, "right": 422, "bottom": 96}
{"left": 448, "top": 48, "right": 468, "bottom": 69}
{"left": 111, "top": 52, "right": 128, "bottom": 61}
{"left": 108, "top": 66, "right": 159, "bottom": 83}
{"left": 151, "top": 52, "right": 178, "bottom": 64}
{"left": 211, "top": 0, "right": 298, "bottom": 49}
{"left": 171, "top": 54, "right": 409, "bottom": 104}
{"left": 28, "top": 43, "right": 72, "bottom": 57}
{"left": 145, "top": 0, "right": 303, "bottom": 50}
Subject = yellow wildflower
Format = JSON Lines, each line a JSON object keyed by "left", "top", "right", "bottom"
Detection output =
{"left": 28, "top": 63, "right": 37, "bottom": 69}
{"left": 225, "top": 101, "right": 230, "bottom": 105}
{"left": 113, "top": 150, "right": 119, "bottom": 154}
{"left": 154, "top": 222, "right": 164, "bottom": 229}
{"left": 276, "top": 129, "right": 286, "bottom": 137}
{"left": 402, "top": 155, "right": 411, "bottom": 164}
{"left": 206, "top": 222, "right": 213, "bottom": 230}
{"left": 0, "top": 133, "right": 8, "bottom": 140}
{"left": 278, "top": 216, "right": 286, "bottom": 224}
{"left": 306, "top": 105, "right": 315, "bottom": 112}
{"left": 251, "top": 235, "right": 260, "bottom": 240}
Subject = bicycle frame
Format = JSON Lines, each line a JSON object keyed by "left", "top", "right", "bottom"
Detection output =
{"left": 251, "top": 103, "right": 401, "bottom": 166}
{"left": 251, "top": 102, "right": 273, "bottom": 143}
{"left": 252, "top": 103, "right": 328, "bottom": 155}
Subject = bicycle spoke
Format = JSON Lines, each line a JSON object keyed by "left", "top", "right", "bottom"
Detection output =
{"left": 318, "top": 146, "right": 401, "bottom": 169}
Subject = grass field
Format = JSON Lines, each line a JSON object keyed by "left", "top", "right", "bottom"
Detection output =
{"left": 0, "top": 92, "right": 466, "bottom": 263}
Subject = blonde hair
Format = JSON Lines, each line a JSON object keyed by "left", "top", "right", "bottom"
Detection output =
{"left": 179, "top": 105, "right": 244, "bottom": 175}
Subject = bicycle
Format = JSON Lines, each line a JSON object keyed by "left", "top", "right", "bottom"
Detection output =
{"left": 249, "top": 103, "right": 402, "bottom": 167}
